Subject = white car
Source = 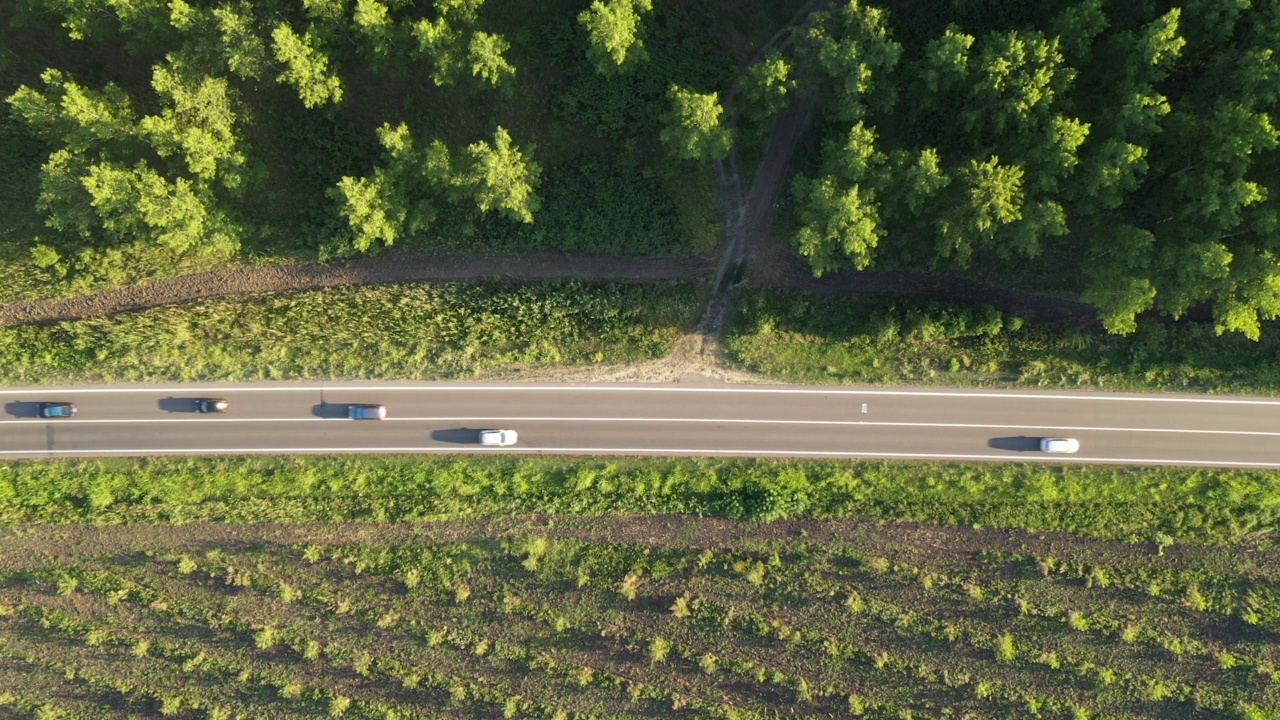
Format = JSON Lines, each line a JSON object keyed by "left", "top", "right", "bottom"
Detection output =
{"left": 478, "top": 429, "right": 518, "bottom": 446}
{"left": 1040, "top": 437, "right": 1080, "bottom": 454}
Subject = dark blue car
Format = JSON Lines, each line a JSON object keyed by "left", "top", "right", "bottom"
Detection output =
{"left": 37, "top": 402, "right": 76, "bottom": 418}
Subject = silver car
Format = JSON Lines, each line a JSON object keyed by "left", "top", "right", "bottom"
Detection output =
{"left": 1040, "top": 437, "right": 1080, "bottom": 453}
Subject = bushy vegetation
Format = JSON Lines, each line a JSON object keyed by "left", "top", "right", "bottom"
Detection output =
{"left": 727, "top": 289, "right": 1280, "bottom": 393}
{"left": 0, "top": 281, "right": 700, "bottom": 383}
{"left": 2, "top": 454, "right": 1278, "bottom": 544}
{"left": 0, "top": 518, "right": 1274, "bottom": 718}
{"left": 476, "top": 154, "right": 687, "bottom": 254}
{"left": 791, "top": 0, "right": 1280, "bottom": 338}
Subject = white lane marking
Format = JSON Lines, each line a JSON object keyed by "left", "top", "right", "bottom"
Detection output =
{"left": 0, "top": 446, "right": 1277, "bottom": 468}
{"left": 1, "top": 384, "right": 1280, "bottom": 405}
{"left": 4, "top": 416, "right": 1280, "bottom": 437}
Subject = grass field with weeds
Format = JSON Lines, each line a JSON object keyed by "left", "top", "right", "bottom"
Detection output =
{"left": 0, "top": 281, "right": 701, "bottom": 384}
{"left": 2, "top": 454, "right": 1277, "bottom": 544}
{"left": 0, "top": 514, "right": 1274, "bottom": 719}
{"left": 726, "top": 289, "right": 1280, "bottom": 394}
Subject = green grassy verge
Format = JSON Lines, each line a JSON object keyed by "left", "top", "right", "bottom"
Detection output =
{"left": 0, "top": 281, "right": 701, "bottom": 384}
{"left": 2, "top": 455, "right": 1276, "bottom": 544}
{"left": 726, "top": 289, "right": 1280, "bottom": 394}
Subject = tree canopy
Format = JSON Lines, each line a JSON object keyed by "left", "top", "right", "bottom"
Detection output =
{"left": 792, "top": 0, "right": 1280, "bottom": 338}
{"left": 659, "top": 85, "right": 733, "bottom": 161}
{"left": 578, "top": 0, "right": 654, "bottom": 74}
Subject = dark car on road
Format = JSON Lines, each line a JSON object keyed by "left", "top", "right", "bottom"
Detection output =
{"left": 37, "top": 402, "right": 76, "bottom": 418}
{"left": 195, "top": 398, "right": 229, "bottom": 413}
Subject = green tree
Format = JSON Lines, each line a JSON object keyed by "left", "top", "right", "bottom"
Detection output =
{"left": 302, "top": 0, "right": 349, "bottom": 25}
{"left": 434, "top": 0, "right": 484, "bottom": 25}
{"left": 31, "top": 0, "right": 171, "bottom": 41}
{"left": 271, "top": 23, "right": 343, "bottom": 108}
{"left": 804, "top": 0, "right": 902, "bottom": 122}
{"left": 1081, "top": 225, "right": 1157, "bottom": 334}
{"left": 578, "top": 0, "right": 653, "bottom": 74}
{"left": 1051, "top": 0, "right": 1109, "bottom": 63}
{"left": 403, "top": 0, "right": 512, "bottom": 86}
{"left": 966, "top": 30, "right": 1076, "bottom": 135}
{"left": 34, "top": 150, "right": 101, "bottom": 239}
{"left": 8, "top": 65, "right": 247, "bottom": 259}
{"left": 936, "top": 156, "right": 1026, "bottom": 264}
{"left": 659, "top": 85, "right": 733, "bottom": 161}
{"left": 1023, "top": 114, "right": 1091, "bottom": 191}
{"left": 468, "top": 32, "right": 515, "bottom": 87}
{"left": 1078, "top": 138, "right": 1148, "bottom": 210}
{"left": 331, "top": 171, "right": 405, "bottom": 252}
{"left": 353, "top": 0, "right": 394, "bottom": 56}
{"left": 916, "top": 24, "right": 973, "bottom": 97}
{"left": 329, "top": 122, "right": 453, "bottom": 252}
{"left": 6, "top": 69, "right": 137, "bottom": 152}
{"left": 896, "top": 147, "right": 951, "bottom": 217}
{"left": 81, "top": 161, "right": 240, "bottom": 254}
{"left": 1131, "top": 8, "right": 1185, "bottom": 83}
{"left": 790, "top": 122, "right": 889, "bottom": 273}
{"left": 737, "top": 49, "right": 795, "bottom": 120}
{"left": 212, "top": 3, "right": 270, "bottom": 80}
{"left": 138, "top": 54, "right": 247, "bottom": 189}
{"left": 793, "top": 177, "right": 884, "bottom": 274}
{"left": 458, "top": 126, "right": 542, "bottom": 223}
{"left": 411, "top": 17, "right": 466, "bottom": 84}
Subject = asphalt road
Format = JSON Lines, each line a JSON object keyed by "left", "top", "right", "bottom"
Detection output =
{"left": 3, "top": 381, "right": 1280, "bottom": 467}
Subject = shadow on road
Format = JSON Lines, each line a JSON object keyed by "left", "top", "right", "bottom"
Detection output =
{"left": 431, "top": 428, "right": 479, "bottom": 444}
{"left": 158, "top": 397, "right": 200, "bottom": 413}
{"left": 311, "top": 403, "right": 352, "bottom": 419}
{"left": 3, "top": 401, "right": 41, "bottom": 418}
{"left": 988, "top": 436, "right": 1042, "bottom": 452}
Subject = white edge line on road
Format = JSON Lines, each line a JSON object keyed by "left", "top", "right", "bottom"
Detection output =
{"left": 4, "top": 416, "right": 1280, "bottom": 437}
{"left": 0, "top": 446, "right": 1278, "bottom": 468}
{"left": 1, "top": 384, "right": 1280, "bottom": 405}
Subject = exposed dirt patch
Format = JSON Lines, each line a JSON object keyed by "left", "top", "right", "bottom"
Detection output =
{"left": 1, "top": 515, "right": 1272, "bottom": 578}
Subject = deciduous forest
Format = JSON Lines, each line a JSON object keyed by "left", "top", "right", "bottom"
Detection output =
{"left": 0, "top": 0, "right": 765, "bottom": 296}
{"left": 1, "top": 0, "right": 1278, "bottom": 337}
{"left": 791, "top": 0, "right": 1280, "bottom": 339}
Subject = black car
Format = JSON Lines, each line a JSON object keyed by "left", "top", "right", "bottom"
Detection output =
{"left": 195, "top": 398, "right": 229, "bottom": 413}
{"left": 37, "top": 402, "right": 76, "bottom": 418}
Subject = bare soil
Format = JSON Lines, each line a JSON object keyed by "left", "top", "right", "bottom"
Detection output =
{"left": 1, "top": 515, "right": 1273, "bottom": 579}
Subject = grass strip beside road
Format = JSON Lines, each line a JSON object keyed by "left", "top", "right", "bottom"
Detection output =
{"left": 727, "top": 289, "right": 1280, "bottom": 394}
{"left": 1, "top": 455, "right": 1275, "bottom": 545}
{"left": 0, "top": 281, "right": 701, "bottom": 384}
